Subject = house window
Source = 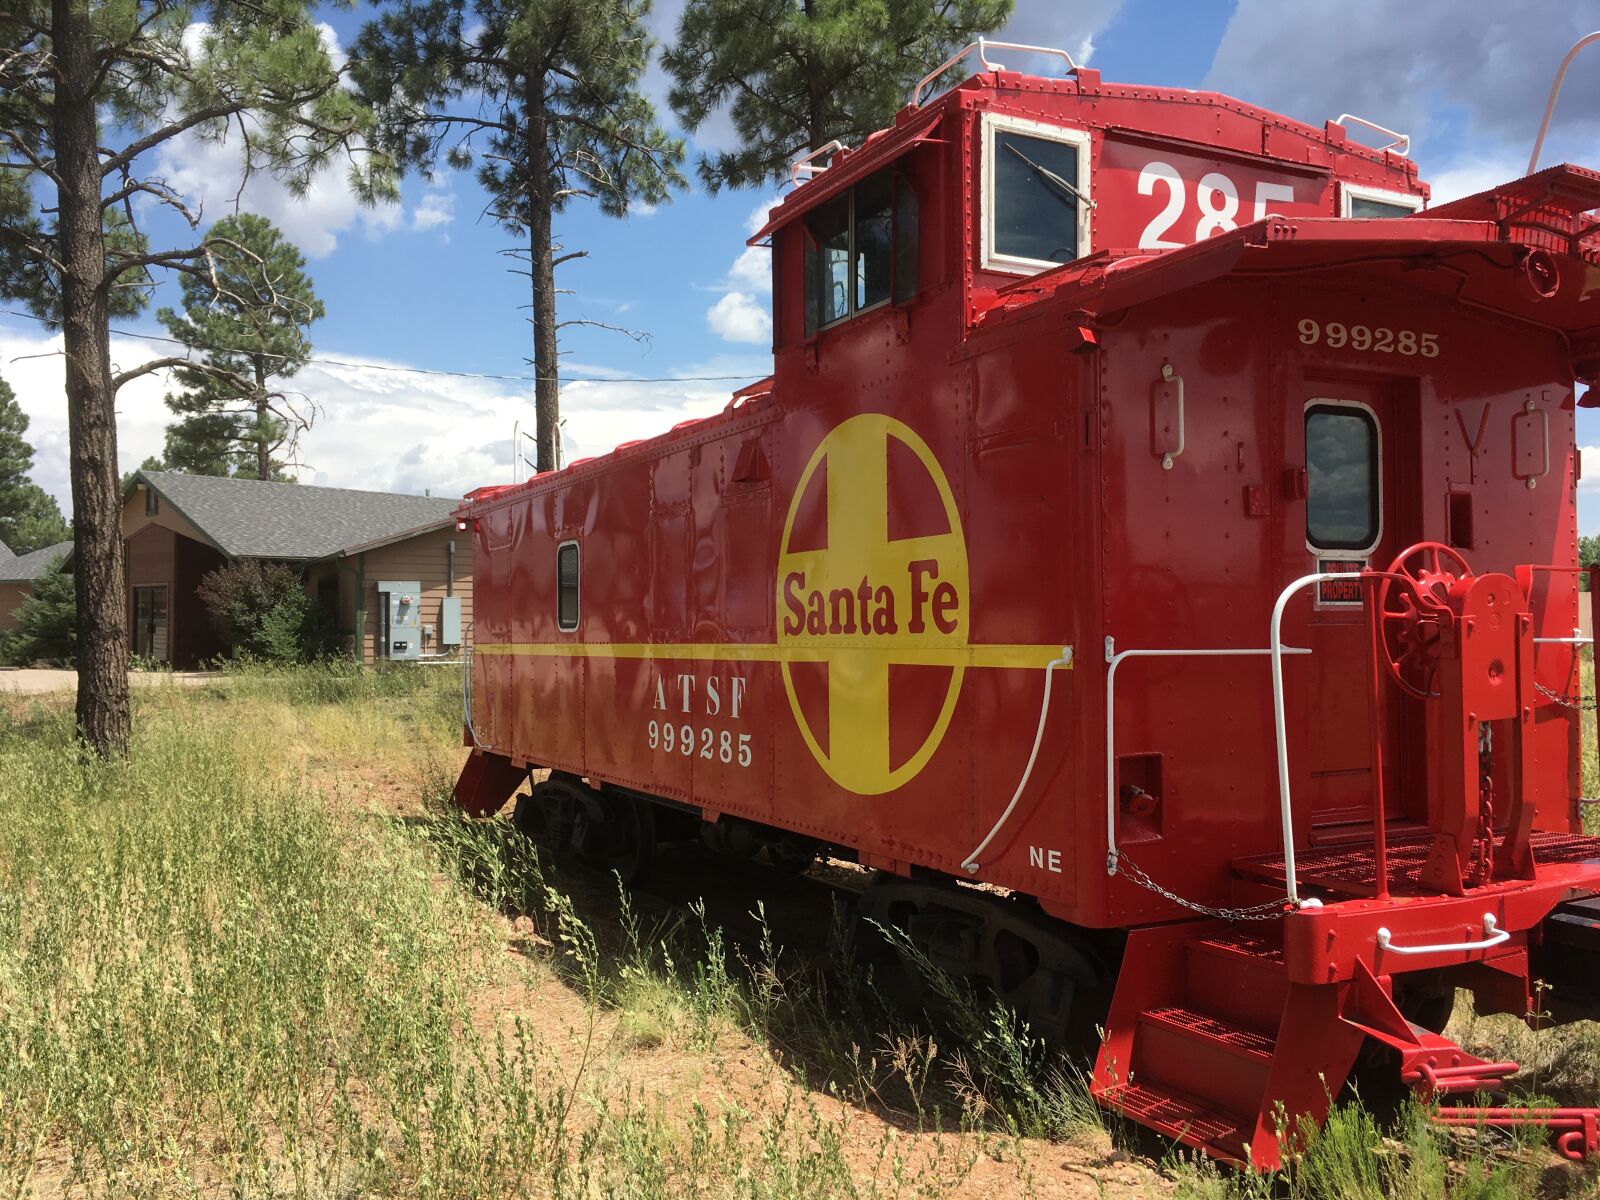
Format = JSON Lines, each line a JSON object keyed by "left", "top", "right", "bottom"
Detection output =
{"left": 803, "top": 167, "right": 919, "bottom": 334}
{"left": 144, "top": 487, "right": 158, "bottom": 516}
{"left": 557, "top": 540, "right": 579, "bottom": 631}
{"left": 1341, "top": 182, "right": 1423, "bottom": 218}
{"left": 1305, "top": 404, "right": 1380, "bottom": 552}
{"left": 132, "top": 585, "right": 169, "bottom": 662}
{"left": 982, "top": 113, "right": 1092, "bottom": 274}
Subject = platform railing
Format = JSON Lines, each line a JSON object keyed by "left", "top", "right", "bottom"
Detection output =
{"left": 1103, "top": 638, "right": 1311, "bottom": 901}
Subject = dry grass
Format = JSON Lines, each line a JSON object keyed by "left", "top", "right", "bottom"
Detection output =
{"left": 4, "top": 659, "right": 1600, "bottom": 1199}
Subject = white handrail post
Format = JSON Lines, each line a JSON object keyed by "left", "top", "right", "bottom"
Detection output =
{"left": 1271, "top": 573, "right": 1344, "bottom": 908}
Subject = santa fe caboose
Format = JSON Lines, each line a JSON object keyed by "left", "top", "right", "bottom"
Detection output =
{"left": 452, "top": 39, "right": 1600, "bottom": 1167}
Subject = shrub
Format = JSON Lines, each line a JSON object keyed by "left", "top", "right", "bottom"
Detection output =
{"left": 196, "top": 559, "right": 332, "bottom": 662}
{"left": 0, "top": 559, "right": 74, "bottom": 665}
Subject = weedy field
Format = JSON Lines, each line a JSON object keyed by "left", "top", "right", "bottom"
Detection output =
{"left": 0, "top": 663, "right": 1597, "bottom": 1199}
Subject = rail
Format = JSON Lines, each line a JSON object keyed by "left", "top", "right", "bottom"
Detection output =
{"left": 1269, "top": 573, "right": 1351, "bottom": 906}
{"left": 960, "top": 645, "right": 1074, "bottom": 873}
{"left": 910, "top": 37, "right": 1080, "bottom": 107}
{"left": 1103, "top": 639, "right": 1310, "bottom": 891}
{"left": 1529, "top": 32, "right": 1600, "bottom": 173}
{"left": 1334, "top": 113, "right": 1411, "bottom": 157}
{"left": 789, "top": 140, "right": 847, "bottom": 185}
{"left": 1377, "top": 913, "right": 1507, "bottom": 956}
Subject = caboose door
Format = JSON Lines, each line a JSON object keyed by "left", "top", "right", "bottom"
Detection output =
{"left": 1290, "top": 379, "right": 1411, "bottom": 831}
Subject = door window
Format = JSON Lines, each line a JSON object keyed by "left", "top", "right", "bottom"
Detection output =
{"left": 1305, "top": 404, "right": 1379, "bottom": 552}
{"left": 133, "top": 585, "right": 169, "bottom": 662}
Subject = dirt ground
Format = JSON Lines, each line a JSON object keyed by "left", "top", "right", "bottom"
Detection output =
{"left": 0, "top": 668, "right": 218, "bottom": 695}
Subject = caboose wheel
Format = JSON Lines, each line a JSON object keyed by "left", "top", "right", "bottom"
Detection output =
{"left": 854, "top": 879, "right": 1110, "bottom": 1052}
{"left": 513, "top": 776, "right": 657, "bottom": 886}
{"left": 1375, "top": 541, "right": 1471, "bottom": 700}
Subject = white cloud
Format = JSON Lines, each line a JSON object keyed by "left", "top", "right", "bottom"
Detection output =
{"left": 142, "top": 22, "right": 405, "bottom": 257}
{"left": 706, "top": 291, "right": 771, "bottom": 344}
{"left": 1206, "top": 1, "right": 1600, "bottom": 165}
{"left": 727, "top": 245, "right": 771, "bottom": 294}
{"left": 413, "top": 187, "right": 455, "bottom": 232}
{"left": 0, "top": 322, "right": 739, "bottom": 509}
{"left": 994, "top": 0, "right": 1124, "bottom": 71}
{"left": 1582, "top": 445, "right": 1600, "bottom": 493}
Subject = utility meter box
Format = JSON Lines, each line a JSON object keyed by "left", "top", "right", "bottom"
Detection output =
{"left": 376, "top": 581, "right": 422, "bottom": 660}
{"left": 439, "top": 596, "right": 463, "bottom": 647}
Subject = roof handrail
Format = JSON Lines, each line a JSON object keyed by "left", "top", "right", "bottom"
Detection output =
{"left": 1529, "top": 31, "right": 1600, "bottom": 174}
{"left": 910, "top": 37, "right": 1080, "bottom": 108}
{"left": 789, "top": 139, "right": 847, "bottom": 185}
{"left": 1335, "top": 113, "right": 1411, "bottom": 157}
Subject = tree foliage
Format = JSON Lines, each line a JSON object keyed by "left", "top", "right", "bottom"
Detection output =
{"left": 0, "top": 375, "right": 70, "bottom": 555}
{"left": 663, "top": 0, "right": 1012, "bottom": 191}
{"left": 196, "top": 560, "right": 331, "bottom": 663}
{"left": 0, "top": 1, "right": 394, "bottom": 754}
{"left": 158, "top": 214, "right": 323, "bottom": 481}
{"left": 352, "top": 0, "right": 686, "bottom": 473}
{"left": 0, "top": 560, "right": 75, "bottom": 667}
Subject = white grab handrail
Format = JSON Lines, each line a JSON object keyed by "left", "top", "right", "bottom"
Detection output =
{"left": 1270, "top": 573, "right": 1351, "bottom": 906}
{"left": 961, "top": 645, "right": 1074, "bottom": 873}
{"left": 1335, "top": 113, "right": 1411, "bottom": 157}
{"left": 1529, "top": 32, "right": 1600, "bottom": 173}
{"left": 910, "top": 37, "right": 1080, "bottom": 107}
{"left": 1104, "top": 640, "right": 1310, "bottom": 881}
{"left": 1377, "top": 914, "right": 1509, "bottom": 956}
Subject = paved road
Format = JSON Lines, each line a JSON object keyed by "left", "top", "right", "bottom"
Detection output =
{"left": 0, "top": 669, "right": 218, "bottom": 696}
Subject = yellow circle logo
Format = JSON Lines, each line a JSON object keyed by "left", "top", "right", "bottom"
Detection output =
{"left": 776, "top": 414, "right": 969, "bottom": 795}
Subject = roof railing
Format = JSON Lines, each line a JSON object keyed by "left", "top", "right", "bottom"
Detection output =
{"left": 789, "top": 139, "right": 848, "bottom": 185}
{"left": 1335, "top": 113, "right": 1411, "bottom": 157}
{"left": 909, "top": 37, "right": 1080, "bottom": 108}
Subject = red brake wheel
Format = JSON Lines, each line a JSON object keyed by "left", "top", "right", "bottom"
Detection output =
{"left": 1374, "top": 541, "right": 1472, "bottom": 700}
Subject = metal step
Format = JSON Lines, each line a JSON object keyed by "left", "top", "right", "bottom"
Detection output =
{"left": 1099, "top": 1080, "right": 1252, "bottom": 1162}
{"left": 1141, "top": 1005, "right": 1276, "bottom": 1064}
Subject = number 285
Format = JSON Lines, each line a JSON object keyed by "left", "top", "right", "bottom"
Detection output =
{"left": 1298, "top": 318, "right": 1438, "bottom": 358}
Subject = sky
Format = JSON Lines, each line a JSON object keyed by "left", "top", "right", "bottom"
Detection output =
{"left": 6, "top": 0, "right": 1600, "bottom": 526}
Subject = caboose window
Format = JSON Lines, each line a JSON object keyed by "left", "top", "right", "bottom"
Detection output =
{"left": 982, "top": 113, "right": 1091, "bottom": 274}
{"left": 803, "top": 167, "right": 918, "bottom": 334}
{"left": 1305, "top": 404, "right": 1380, "bottom": 552}
{"left": 1340, "top": 182, "right": 1423, "bottom": 219}
{"left": 557, "top": 540, "right": 580, "bottom": 631}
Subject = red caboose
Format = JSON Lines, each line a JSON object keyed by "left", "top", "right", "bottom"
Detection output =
{"left": 454, "top": 41, "right": 1600, "bottom": 1166}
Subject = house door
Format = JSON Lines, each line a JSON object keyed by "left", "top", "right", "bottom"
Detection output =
{"left": 133, "top": 585, "right": 169, "bottom": 663}
{"left": 1291, "top": 381, "right": 1411, "bottom": 832}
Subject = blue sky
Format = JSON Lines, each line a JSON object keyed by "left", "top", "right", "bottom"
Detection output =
{"left": 6, "top": 0, "right": 1600, "bottom": 528}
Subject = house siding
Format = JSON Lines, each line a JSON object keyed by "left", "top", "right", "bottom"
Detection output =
{"left": 0, "top": 583, "right": 29, "bottom": 633}
{"left": 356, "top": 527, "right": 472, "bottom": 662}
{"left": 125, "top": 524, "right": 227, "bottom": 667}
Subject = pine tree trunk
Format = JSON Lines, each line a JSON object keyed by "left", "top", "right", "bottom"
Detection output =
{"left": 53, "top": 0, "right": 130, "bottom": 756}
{"left": 527, "top": 82, "right": 560, "bottom": 474}
{"left": 254, "top": 357, "right": 270, "bottom": 480}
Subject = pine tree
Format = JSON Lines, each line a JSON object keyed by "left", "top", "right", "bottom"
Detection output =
{"left": 352, "top": 0, "right": 686, "bottom": 474}
{"left": 663, "top": 0, "right": 1012, "bottom": 191}
{"left": 0, "top": 375, "right": 71, "bottom": 555}
{"left": 0, "top": 2, "right": 393, "bottom": 754}
{"left": 158, "top": 214, "right": 324, "bottom": 481}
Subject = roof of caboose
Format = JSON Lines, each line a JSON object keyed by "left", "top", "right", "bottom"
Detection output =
{"left": 965, "top": 164, "right": 1600, "bottom": 372}
{"left": 749, "top": 66, "right": 1423, "bottom": 245}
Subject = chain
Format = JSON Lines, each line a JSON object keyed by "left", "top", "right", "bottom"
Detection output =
{"left": 1109, "top": 851, "right": 1291, "bottom": 921}
{"left": 1537, "top": 682, "right": 1598, "bottom": 710}
{"left": 1469, "top": 722, "right": 1496, "bottom": 888}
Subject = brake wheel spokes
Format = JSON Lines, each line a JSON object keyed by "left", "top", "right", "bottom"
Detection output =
{"left": 1375, "top": 542, "right": 1473, "bottom": 700}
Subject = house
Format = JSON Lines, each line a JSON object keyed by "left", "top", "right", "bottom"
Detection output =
{"left": 122, "top": 471, "right": 471, "bottom": 668}
{"left": 0, "top": 539, "right": 73, "bottom": 633}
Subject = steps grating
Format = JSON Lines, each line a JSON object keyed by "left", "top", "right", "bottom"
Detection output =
{"left": 1186, "top": 928, "right": 1284, "bottom": 963}
{"left": 1099, "top": 1080, "right": 1249, "bottom": 1149}
{"left": 1143, "top": 1006, "right": 1276, "bottom": 1060}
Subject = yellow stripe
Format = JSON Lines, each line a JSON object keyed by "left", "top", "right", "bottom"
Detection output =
{"left": 473, "top": 641, "right": 1071, "bottom": 670}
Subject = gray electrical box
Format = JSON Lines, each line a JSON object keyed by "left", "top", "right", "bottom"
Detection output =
{"left": 376, "top": 581, "right": 422, "bottom": 660}
{"left": 439, "top": 596, "right": 463, "bottom": 647}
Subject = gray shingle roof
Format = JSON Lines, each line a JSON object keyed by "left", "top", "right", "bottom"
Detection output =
{"left": 0, "top": 540, "right": 72, "bottom": 583}
{"left": 137, "top": 471, "right": 460, "bottom": 561}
